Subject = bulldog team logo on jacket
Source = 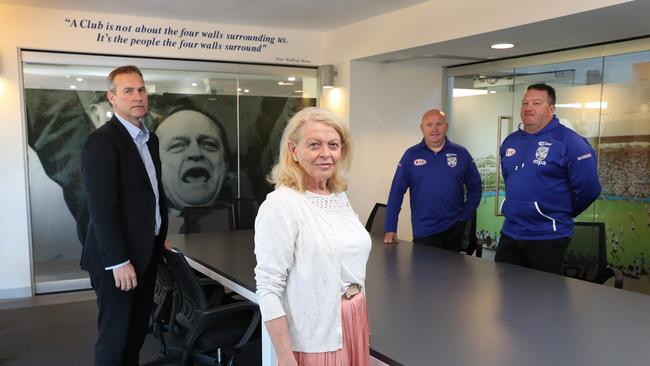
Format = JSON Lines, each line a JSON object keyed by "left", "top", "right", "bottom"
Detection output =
{"left": 414, "top": 158, "right": 427, "bottom": 166}
{"left": 446, "top": 153, "right": 457, "bottom": 168}
{"left": 533, "top": 146, "right": 549, "bottom": 166}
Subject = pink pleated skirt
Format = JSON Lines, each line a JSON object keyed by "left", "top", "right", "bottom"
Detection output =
{"left": 290, "top": 292, "right": 370, "bottom": 366}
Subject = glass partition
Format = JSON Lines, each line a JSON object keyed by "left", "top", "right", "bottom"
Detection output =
{"left": 22, "top": 51, "right": 318, "bottom": 293}
{"left": 446, "top": 40, "right": 650, "bottom": 294}
{"left": 598, "top": 50, "right": 650, "bottom": 280}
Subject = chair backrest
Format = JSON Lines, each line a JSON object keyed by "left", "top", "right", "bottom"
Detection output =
{"left": 182, "top": 203, "right": 235, "bottom": 234}
{"left": 461, "top": 213, "right": 481, "bottom": 257}
{"left": 152, "top": 262, "right": 177, "bottom": 328}
{"left": 563, "top": 222, "right": 609, "bottom": 283}
{"left": 365, "top": 203, "right": 387, "bottom": 235}
{"left": 163, "top": 249, "right": 210, "bottom": 331}
{"left": 234, "top": 198, "right": 259, "bottom": 230}
{"left": 162, "top": 249, "right": 261, "bottom": 356}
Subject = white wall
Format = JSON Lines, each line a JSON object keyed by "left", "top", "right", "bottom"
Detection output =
{"left": 347, "top": 61, "right": 443, "bottom": 239}
{"left": 0, "top": 6, "right": 31, "bottom": 298}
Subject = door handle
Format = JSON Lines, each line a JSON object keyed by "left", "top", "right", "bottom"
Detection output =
{"left": 495, "top": 115, "right": 512, "bottom": 216}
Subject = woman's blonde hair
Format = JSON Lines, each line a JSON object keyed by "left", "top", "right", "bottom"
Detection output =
{"left": 269, "top": 107, "right": 351, "bottom": 192}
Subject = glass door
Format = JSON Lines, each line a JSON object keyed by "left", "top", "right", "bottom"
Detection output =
{"left": 447, "top": 69, "right": 516, "bottom": 259}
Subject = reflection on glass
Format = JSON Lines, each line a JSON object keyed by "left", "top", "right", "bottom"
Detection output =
{"left": 596, "top": 51, "right": 650, "bottom": 280}
{"left": 23, "top": 58, "right": 317, "bottom": 292}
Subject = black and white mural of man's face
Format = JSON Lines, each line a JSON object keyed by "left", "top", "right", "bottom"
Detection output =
{"left": 157, "top": 110, "right": 227, "bottom": 210}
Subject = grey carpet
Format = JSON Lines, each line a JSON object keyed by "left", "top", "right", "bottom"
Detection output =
{"left": 0, "top": 299, "right": 260, "bottom": 365}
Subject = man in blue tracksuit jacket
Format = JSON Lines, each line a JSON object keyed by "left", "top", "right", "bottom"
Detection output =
{"left": 496, "top": 83, "right": 601, "bottom": 274}
{"left": 384, "top": 109, "right": 482, "bottom": 252}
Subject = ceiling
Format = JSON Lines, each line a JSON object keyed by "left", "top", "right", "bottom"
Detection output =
{"left": 361, "top": 0, "right": 650, "bottom": 67}
{"left": 0, "top": 0, "right": 430, "bottom": 31}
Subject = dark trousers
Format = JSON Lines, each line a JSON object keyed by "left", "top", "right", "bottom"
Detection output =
{"left": 91, "top": 259, "right": 157, "bottom": 366}
{"left": 494, "top": 233, "right": 570, "bottom": 274}
{"left": 413, "top": 220, "right": 466, "bottom": 253}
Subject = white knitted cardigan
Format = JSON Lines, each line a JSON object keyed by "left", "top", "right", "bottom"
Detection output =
{"left": 254, "top": 186, "right": 370, "bottom": 352}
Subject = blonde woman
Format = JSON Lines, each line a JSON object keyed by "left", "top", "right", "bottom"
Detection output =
{"left": 254, "top": 107, "right": 371, "bottom": 365}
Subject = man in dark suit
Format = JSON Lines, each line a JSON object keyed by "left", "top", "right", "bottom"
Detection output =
{"left": 81, "top": 65, "right": 169, "bottom": 365}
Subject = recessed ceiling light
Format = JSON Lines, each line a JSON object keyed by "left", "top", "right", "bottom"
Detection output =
{"left": 287, "top": 76, "right": 296, "bottom": 81}
{"left": 237, "top": 88, "right": 242, "bottom": 92}
{"left": 491, "top": 43, "right": 514, "bottom": 49}
{"left": 76, "top": 77, "right": 83, "bottom": 82}
{"left": 191, "top": 83, "right": 198, "bottom": 87}
{"left": 70, "top": 85, "right": 76, "bottom": 89}
{"left": 244, "top": 89, "right": 250, "bottom": 93}
{"left": 278, "top": 81, "right": 284, "bottom": 85}
{"left": 294, "top": 90, "right": 302, "bottom": 93}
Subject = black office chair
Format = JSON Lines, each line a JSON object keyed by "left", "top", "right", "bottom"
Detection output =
{"left": 460, "top": 213, "right": 481, "bottom": 257}
{"left": 149, "top": 262, "right": 179, "bottom": 358}
{"left": 365, "top": 203, "right": 387, "bottom": 235}
{"left": 150, "top": 259, "right": 231, "bottom": 358}
{"left": 234, "top": 198, "right": 259, "bottom": 230}
{"left": 146, "top": 249, "right": 261, "bottom": 366}
{"left": 182, "top": 203, "right": 235, "bottom": 234}
{"left": 563, "top": 221, "right": 623, "bottom": 289}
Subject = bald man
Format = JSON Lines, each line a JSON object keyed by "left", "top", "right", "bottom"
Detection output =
{"left": 384, "top": 109, "right": 482, "bottom": 252}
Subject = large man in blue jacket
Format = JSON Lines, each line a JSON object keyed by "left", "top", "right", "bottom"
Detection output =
{"left": 384, "top": 109, "right": 482, "bottom": 252}
{"left": 496, "top": 83, "right": 601, "bottom": 274}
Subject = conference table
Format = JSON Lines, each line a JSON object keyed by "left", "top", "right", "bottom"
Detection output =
{"left": 169, "top": 231, "right": 650, "bottom": 366}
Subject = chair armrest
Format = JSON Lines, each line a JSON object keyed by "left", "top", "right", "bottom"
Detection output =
{"left": 198, "top": 277, "right": 219, "bottom": 286}
{"left": 563, "top": 265, "right": 582, "bottom": 279}
{"left": 185, "top": 302, "right": 260, "bottom": 350}
{"left": 608, "top": 266, "right": 624, "bottom": 289}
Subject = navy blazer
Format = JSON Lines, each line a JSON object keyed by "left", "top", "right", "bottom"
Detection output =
{"left": 81, "top": 116, "right": 168, "bottom": 275}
